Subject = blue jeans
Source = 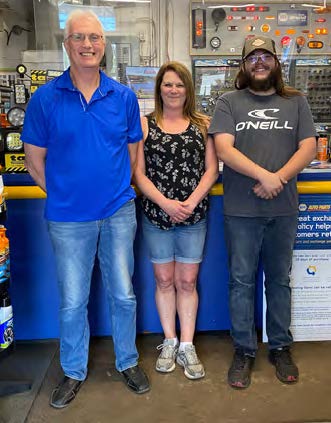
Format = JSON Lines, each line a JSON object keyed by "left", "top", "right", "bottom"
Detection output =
{"left": 48, "top": 200, "right": 138, "bottom": 380}
{"left": 224, "top": 214, "right": 298, "bottom": 355}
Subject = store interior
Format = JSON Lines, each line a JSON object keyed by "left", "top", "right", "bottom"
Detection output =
{"left": 0, "top": 0, "right": 331, "bottom": 421}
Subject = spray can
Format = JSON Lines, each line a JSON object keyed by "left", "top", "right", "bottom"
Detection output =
{"left": 0, "top": 229, "right": 7, "bottom": 285}
{"left": 0, "top": 226, "right": 9, "bottom": 279}
{"left": 317, "top": 134, "right": 329, "bottom": 162}
{"left": 0, "top": 292, "right": 14, "bottom": 352}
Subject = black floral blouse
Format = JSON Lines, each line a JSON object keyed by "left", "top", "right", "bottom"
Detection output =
{"left": 142, "top": 117, "right": 208, "bottom": 230}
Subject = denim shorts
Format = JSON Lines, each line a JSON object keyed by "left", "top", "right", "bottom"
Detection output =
{"left": 142, "top": 215, "right": 207, "bottom": 264}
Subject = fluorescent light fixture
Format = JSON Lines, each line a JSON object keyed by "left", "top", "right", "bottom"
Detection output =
{"left": 301, "top": 3, "right": 322, "bottom": 7}
{"left": 102, "top": 0, "right": 150, "bottom": 3}
{"left": 208, "top": 4, "right": 255, "bottom": 8}
{"left": 301, "top": 0, "right": 326, "bottom": 7}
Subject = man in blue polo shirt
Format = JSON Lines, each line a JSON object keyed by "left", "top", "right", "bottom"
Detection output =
{"left": 22, "top": 9, "right": 149, "bottom": 408}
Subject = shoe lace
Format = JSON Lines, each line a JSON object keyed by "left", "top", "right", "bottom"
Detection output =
{"left": 156, "top": 342, "right": 177, "bottom": 359}
{"left": 274, "top": 348, "right": 293, "bottom": 365}
{"left": 183, "top": 345, "right": 200, "bottom": 365}
{"left": 233, "top": 353, "right": 250, "bottom": 370}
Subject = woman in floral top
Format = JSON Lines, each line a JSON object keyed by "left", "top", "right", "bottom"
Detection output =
{"left": 134, "top": 61, "right": 218, "bottom": 380}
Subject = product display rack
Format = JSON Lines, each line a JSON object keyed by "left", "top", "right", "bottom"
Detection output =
{"left": 0, "top": 183, "right": 32, "bottom": 397}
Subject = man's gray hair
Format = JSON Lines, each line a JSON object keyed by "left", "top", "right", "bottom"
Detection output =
{"left": 64, "top": 9, "right": 105, "bottom": 39}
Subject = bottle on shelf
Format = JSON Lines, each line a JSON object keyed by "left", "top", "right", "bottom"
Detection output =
{"left": 316, "top": 133, "right": 329, "bottom": 162}
{"left": 0, "top": 227, "right": 9, "bottom": 293}
{"left": 0, "top": 291, "right": 14, "bottom": 355}
{"left": 0, "top": 174, "right": 6, "bottom": 223}
{"left": 0, "top": 226, "right": 10, "bottom": 280}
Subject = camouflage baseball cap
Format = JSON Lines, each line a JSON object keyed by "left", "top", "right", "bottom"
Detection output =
{"left": 242, "top": 36, "right": 277, "bottom": 59}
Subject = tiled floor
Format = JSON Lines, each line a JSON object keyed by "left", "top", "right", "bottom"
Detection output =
{"left": 1, "top": 333, "right": 331, "bottom": 423}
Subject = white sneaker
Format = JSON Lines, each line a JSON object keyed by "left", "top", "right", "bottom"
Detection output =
{"left": 176, "top": 345, "right": 205, "bottom": 380}
{"left": 155, "top": 340, "right": 179, "bottom": 373}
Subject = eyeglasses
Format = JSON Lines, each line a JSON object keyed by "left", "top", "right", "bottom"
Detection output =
{"left": 162, "top": 83, "right": 185, "bottom": 89}
{"left": 245, "top": 53, "right": 275, "bottom": 64}
{"left": 66, "top": 33, "right": 104, "bottom": 44}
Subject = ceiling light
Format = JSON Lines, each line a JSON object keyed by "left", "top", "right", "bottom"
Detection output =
{"left": 208, "top": 4, "right": 255, "bottom": 8}
{"left": 301, "top": 3, "right": 321, "bottom": 7}
{"left": 102, "top": 0, "right": 151, "bottom": 3}
{"left": 301, "top": 0, "right": 326, "bottom": 8}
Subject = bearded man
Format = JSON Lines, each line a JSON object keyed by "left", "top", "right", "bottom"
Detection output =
{"left": 209, "top": 36, "right": 317, "bottom": 389}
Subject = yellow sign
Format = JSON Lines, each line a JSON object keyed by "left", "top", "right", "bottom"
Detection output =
{"left": 4, "top": 153, "right": 27, "bottom": 172}
{"left": 31, "top": 70, "right": 47, "bottom": 83}
{"left": 30, "top": 70, "right": 47, "bottom": 94}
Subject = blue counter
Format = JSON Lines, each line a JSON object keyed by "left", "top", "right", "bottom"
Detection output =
{"left": 5, "top": 195, "right": 233, "bottom": 340}
{"left": 3, "top": 171, "right": 331, "bottom": 340}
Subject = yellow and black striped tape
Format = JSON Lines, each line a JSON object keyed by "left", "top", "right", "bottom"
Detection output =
{"left": 4, "top": 167, "right": 27, "bottom": 173}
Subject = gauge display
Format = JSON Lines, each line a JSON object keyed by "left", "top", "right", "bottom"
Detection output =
{"left": 210, "top": 36, "right": 221, "bottom": 49}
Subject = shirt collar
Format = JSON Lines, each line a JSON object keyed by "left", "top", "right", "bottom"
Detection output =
{"left": 56, "top": 68, "right": 115, "bottom": 96}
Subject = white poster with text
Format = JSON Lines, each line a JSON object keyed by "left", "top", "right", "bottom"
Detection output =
{"left": 263, "top": 195, "right": 331, "bottom": 342}
{"left": 289, "top": 249, "right": 331, "bottom": 341}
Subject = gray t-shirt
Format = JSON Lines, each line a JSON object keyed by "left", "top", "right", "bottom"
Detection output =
{"left": 209, "top": 88, "right": 316, "bottom": 217}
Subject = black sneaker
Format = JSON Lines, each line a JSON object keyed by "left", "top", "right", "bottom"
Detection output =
{"left": 269, "top": 347, "right": 298, "bottom": 384}
{"left": 228, "top": 350, "right": 255, "bottom": 389}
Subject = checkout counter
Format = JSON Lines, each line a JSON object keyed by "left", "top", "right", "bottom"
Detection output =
{"left": 3, "top": 168, "right": 331, "bottom": 341}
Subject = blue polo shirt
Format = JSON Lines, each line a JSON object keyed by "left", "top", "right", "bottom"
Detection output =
{"left": 22, "top": 69, "right": 143, "bottom": 222}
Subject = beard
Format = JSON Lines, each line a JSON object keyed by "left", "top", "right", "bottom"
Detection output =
{"left": 246, "top": 68, "right": 278, "bottom": 92}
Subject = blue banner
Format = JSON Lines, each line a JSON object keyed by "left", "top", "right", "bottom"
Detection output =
{"left": 296, "top": 195, "right": 331, "bottom": 250}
